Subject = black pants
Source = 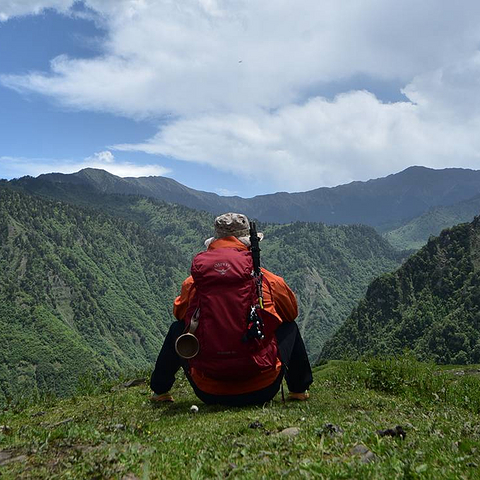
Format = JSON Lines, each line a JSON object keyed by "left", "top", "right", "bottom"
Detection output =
{"left": 150, "top": 321, "right": 313, "bottom": 406}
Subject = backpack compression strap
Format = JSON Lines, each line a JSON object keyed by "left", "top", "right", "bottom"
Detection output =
{"left": 249, "top": 221, "right": 264, "bottom": 309}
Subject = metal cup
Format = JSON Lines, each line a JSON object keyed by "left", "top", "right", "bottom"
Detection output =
{"left": 175, "top": 333, "right": 200, "bottom": 359}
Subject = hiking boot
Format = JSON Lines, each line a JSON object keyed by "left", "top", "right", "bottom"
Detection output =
{"left": 287, "top": 391, "right": 310, "bottom": 401}
{"left": 150, "top": 393, "right": 175, "bottom": 403}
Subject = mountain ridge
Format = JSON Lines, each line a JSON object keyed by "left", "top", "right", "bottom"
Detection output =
{"left": 384, "top": 193, "right": 480, "bottom": 250}
{"left": 320, "top": 215, "right": 480, "bottom": 364}
{"left": 13, "top": 165, "right": 480, "bottom": 228}
{"left": 0, "top": 186, "right": 188, "bottom": 403}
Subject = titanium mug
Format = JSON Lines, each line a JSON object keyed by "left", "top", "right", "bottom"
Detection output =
{"left": 175, "top": 307, "right": 200, "bottom": 359}
{"left": 175, "top": 333, "right": 200, "bottom": 359}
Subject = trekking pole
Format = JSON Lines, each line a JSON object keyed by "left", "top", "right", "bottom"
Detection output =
{"left": 250, "top": 221, "right": 261, "bottom": 277}
{"left": 249, "top": 221, "right": 264, "bottom": 309}
{"left": 241, "top": 221, "right": 266, "bottom": 341}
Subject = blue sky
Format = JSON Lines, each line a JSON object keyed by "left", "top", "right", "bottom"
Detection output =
{"left": 2, "top": 1, "right": 480, "bottom": 197}
{"left": 0, "top": 5, "right": 241, "bottom": 195}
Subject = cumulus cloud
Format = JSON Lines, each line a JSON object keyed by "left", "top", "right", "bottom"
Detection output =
{"left": 0, "top": 0, "right": 74, "bottom": 21}
{"left": 115, "top": 89, "right": 480, "bottom": 190}
{"left": 3, "top": 1, "right": 480, "bottom": 190}
{"left": 5, "top": 0, "right": 480, "bottom": 118}
{"left": 215, "top": 187, "right": 238, "bottom": 196}
{"left": 0, "top": 151, "right": 170, "bottom": 180}
{"left": 87, "top": 150, "right": 115, "bottom": 163}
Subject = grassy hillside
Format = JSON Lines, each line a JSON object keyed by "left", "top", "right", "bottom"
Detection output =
{"left": 321, "top": 217, "right": 480, "bottom": 364}
{"left": 384, "top": 194, "right": 480, "bottom": 250}
{"left": 1, "top": 358, "right": 480, "bottom": 479}
{"left": 0, "top": 188, "right": 187, "bottom": 404}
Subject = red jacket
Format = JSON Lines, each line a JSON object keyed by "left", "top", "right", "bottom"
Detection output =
{"left": 173, "top": 236, "right": 298, "bottom": 395}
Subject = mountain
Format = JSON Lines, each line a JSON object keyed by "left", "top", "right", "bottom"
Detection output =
{"left": 11, "top": 165, "right": 480, "bottom": 228}
{"left": 0, "top": 187, "right": 188, "bottom": 404}
{"left": 0, "top": 184, "right": 403, "bottom": 402}
{"left": 261, "top": 222, "right": 402, "bottom": 355}
{"left": 384, "top": 194, "right": 480, "bottom": 250}
{"left": 24, "top": 168, "right": 231, "bottom": 215}
{"left": 6, "top": 178, "right": 403, "bottom": 356}
{"left": 320, "top": 216, "right": 480, "bottom": 364}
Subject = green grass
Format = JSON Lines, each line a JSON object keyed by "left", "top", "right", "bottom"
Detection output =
{"left": 1, "top": 359, "right": 480, "bottom": 479}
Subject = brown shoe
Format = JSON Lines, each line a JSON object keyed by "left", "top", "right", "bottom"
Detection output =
{"left": 150, "top": 393, "right": 175, "bottom": 403}
{"left": 287, "top": 391, "right": 310, "bottom": 401}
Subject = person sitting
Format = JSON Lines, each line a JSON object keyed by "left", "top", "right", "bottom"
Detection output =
{"left": 150, "top": 213, "right": 313, "bottom": 406}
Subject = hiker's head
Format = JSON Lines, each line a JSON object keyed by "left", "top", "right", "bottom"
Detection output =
{"left": 204, "top": 213, "right": 263, "bottom": 247}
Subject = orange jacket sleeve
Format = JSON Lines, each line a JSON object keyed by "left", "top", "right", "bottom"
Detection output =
{"left": 173, "top": 276, "right": 196, "bottom": 320}
{"left": 262, "top": 269, "right": 298, "bottom": 322}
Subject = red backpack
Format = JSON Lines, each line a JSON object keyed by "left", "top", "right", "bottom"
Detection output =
{"left": 185, "top": 247, "right": 280, "bottom": 380}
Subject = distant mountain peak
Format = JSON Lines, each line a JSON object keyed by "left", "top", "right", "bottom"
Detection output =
{"left": 15, "top": 165, "right": 480, "bottom": 227}
{"left": 77, "top": 167, "right": 115, "bottom": 175}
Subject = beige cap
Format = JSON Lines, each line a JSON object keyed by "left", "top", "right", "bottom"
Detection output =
{"left": 204, "top": 213, "right": 263, "bottom": 247}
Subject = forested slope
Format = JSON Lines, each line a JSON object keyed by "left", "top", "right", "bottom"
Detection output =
{"left": 7, "top": 176, "right": 213, "bottom": 258}
{"left": 261, "top": 222, "right": 402, "bottom": 354}
{"left": 9, "top": 178, "right": 403, "bottom": 357}
{"left": 0, "top": 184, "right": 404, "bottom": 403}
{"left": 0, "top": 188, "right": 187, "bottom": 404}
{"left": 321, "top": 217, "right": 480, "bottom": 364}
{"left": 384, "top": 194, "right": 480, "bottom": 250}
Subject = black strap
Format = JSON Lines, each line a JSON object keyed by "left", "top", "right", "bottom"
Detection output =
{"left": 243, "top": 222, "right": 265, "bottom": 342}
{"left": 249, "top": 221, "right": 261, "bottom": 277}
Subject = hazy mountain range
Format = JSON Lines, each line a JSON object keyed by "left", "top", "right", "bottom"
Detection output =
{"left": 8, "top": 165, "right": 480, "bottom": 233}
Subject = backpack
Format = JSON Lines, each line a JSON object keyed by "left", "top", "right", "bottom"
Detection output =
{"left": 185, "top": 247, "right": 280, "bottom": 380}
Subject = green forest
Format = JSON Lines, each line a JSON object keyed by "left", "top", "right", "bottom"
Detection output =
{"left": 384, "top": 194, "right": 480, "bottom": 250}
{"left": 0, "top": 187, "right": 189, "bottom": 404}
{"left": 7, "top": 178, "right": 404, "bottom": 355}
{"left": 321, "top": 217, "right": 480, "bottom": 364}
{"left": 261, "top": 222, "right": 402, "bottom": 354}
{"left": 0, "top": 184, "right": 402, "bottom": 403}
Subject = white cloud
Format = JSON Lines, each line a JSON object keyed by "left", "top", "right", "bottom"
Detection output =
{"left": 0, "top": 151, "right": 170, "bottom": 180}
{"left": 3, "top": 1, "right": 480, "bottom": 190}
{"left": 5, "top": 1, "right": 480, "bottom": 118}
{"left": 115, "top": 89, "right": 480, "bottom": 190}
{"left": 215, "top": 187, "right": 238, "bottom": 196}
{"left": 87, "top": 150, "right": 115, "bottom": 163}
{"left": 0, "top": 0, "right": 74, "bottom": 21}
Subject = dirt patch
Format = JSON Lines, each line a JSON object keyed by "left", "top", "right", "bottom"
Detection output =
{"left": 0, "top": 450, "right": 27, "bottom": 466}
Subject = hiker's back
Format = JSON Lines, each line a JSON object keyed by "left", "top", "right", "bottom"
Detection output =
{"left": 186, "top": 246, "right": 278, "bottom": 380}
{"left": 150, "top": 212, "right": 312, "bottom": 407}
